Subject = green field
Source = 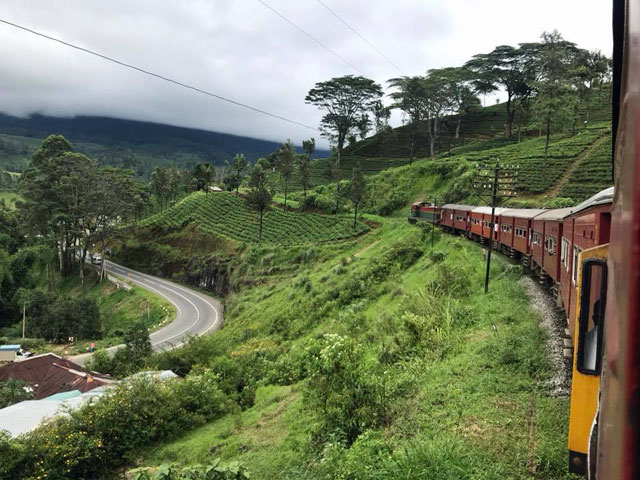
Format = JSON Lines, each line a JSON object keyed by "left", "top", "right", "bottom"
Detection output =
{"left": 138, "top": 219, "right": 573, "bottom": 479}
{"left": 140, "top": 191, "right": 369, "bottom": 244}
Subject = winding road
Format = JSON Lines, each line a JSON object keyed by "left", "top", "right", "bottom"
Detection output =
{"left": 72, "top": 260, "right": 223, "bottom": 366}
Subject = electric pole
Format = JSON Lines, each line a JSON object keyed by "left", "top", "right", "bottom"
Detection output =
{"left": 472, "top": 159, "right": 518, "bottom": 293}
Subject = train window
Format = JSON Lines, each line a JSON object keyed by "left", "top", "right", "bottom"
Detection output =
{"left": 545, "top": 235, "right": 557, "bottom": 255}
{"left": 577, "top": 259, "right": 607, "bottom": 375}
{"left": 572, "top": 246, "right": 582, "bottom": 284}
{"left": 561, "top": 238, "right": 570, "bottom": 270}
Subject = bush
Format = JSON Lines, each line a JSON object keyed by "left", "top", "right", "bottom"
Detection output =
{"left": 22, "top": 290, "right": 101, "bottom": 342}
{"left": 303, "top": 334, "right": 404, "bottom": 447}
{"left": 2, "top": 372, "right": 232, "bottom": 479}
{"left": 128, "top": 459, "right": 250, "bottom": 479}
{"left": 0, "top": 378, "right": 34, "bottom": 408}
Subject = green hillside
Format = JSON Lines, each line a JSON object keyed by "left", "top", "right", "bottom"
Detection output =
{"left": 0, "top": 113, "right": 322, "bottom": 177}
{"left": 140, "top": 191, "right": 369, "bottom": 245}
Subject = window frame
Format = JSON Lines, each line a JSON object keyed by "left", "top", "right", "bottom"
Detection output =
{"left": 576, "top": 258, "right": 607, "bottom": 375}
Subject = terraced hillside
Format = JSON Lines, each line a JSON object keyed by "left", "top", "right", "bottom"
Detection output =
{"left": 141, "top": 191, "right": 369, "bottom": 244}
{"left": 559, "top": 132, "right": 613, "bottom": 200}
{"left": 319, "top": 86, "right": 613, "bottom": 180}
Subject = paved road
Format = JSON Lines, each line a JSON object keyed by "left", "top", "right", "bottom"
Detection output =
{"left": 72, "top": 260, "right": 223, "bottom": 366}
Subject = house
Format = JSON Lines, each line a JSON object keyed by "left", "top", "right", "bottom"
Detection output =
{"left": 0, "top": 353, "right": 112, "bottom": 399}
{"left": 0, "top": 345, "right": 20, "bottom": 362}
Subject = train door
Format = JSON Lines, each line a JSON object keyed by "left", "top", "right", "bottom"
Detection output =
{"left": 568, "top": 244, "right": 609, "bottom": 478}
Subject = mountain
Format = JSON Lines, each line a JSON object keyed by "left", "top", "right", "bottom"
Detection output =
{"left": 0, "top": 113, "right": 319, "bottom": 177}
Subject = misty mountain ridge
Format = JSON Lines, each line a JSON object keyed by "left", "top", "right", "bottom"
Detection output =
{"left": 0, "top": 112, "right": 323, "bottom": 177}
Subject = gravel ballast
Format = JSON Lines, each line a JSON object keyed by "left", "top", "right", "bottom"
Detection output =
{"left": 520, "top": 276, "right": 572, "bottom": 396}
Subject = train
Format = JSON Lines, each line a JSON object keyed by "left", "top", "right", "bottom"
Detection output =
{"left": 410, "top": 187, "right": 613, "bottom": 476}
{"left": 405, "top": 1, "right": 639, "bottom": 477}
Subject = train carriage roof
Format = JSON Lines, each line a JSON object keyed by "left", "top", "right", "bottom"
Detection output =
{"left": 501, "top": 208, "right": 548, "bottom": 219}
{"left": 533, "top": 207, "right": 574, "bottom": 221}
{"left": 470, "top": 206, "right": 509, "bottom": 215}
{"left": 442, "top": 204, "right": 476, "bottom": 211}
{"left": 567, "top": 186, "right": 614, "bottom": 217}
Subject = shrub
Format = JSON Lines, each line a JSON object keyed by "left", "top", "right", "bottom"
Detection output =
{"left": 303, "top": 334, "right": 402, "bottom": 447}
{"left": 128, "top": 460, "right": 250, "bottom": 480}
{"left": 0, "top": 378, "right": 34, "bottom": 408}
{"left": 2, "top": 373, "right": 232, "bottom": 479}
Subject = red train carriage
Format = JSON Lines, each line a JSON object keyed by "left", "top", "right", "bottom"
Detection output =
{"left": 470, "top": 206, "right": 508, "bottom": 242}
{"left": 531, "top": 208, "right": 573, "bottom": 281}
{"left": 499, "top": 209, "right": 547, "bottom": 258}
{"left": 441, "top": 204, "right": 475, "bottom": 234}
{"left": 559, "top": 187, "right": 614, "bottom": 336}
{"left": 408, "top": 202, "right": 442, "bottom": 225}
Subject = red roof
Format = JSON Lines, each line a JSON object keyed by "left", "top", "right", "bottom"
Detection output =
{"left": 0, "top": 353, "right": 111, "bottom": 399}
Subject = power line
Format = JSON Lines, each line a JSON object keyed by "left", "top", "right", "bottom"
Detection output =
{"left": 0, "top": 18, "right": 319, "bottom": 132}
{"left": 317, "top": 0, "right": 405, "bottom": 75}
{"left": 255, "top": 0, "right": 365, "bottom": 75}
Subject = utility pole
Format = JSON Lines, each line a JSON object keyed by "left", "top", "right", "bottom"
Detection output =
{"left": 22, "top": 301, "right": 26, "bottom": 339}
{"left": 473, "top": 159, "right": 518, "bottom": 293}
{"left": 431, "top": 197, "right": 440, "bottom": 248}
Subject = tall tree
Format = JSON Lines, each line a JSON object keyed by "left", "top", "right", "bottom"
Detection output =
{"left": 275, "top": 140, "right": 295, "bottom": 209}
{"left": 246, "top": 159, "right": 273, "bottom": 241}
{"left": 230, "top": 153, "right": 247, "bottom": 195}
{"left": 191, "top": 162, "right": 214, "bottom": 195}
{"left": 357, "top": 114, "right": 371, "bottom": 140}
{"left": 299, "top": 138, "right": 315, "bottom": 204}
{"left": 573, "top": 49, "right": 611, "bottom": 126}
{"left": 302, "top": 137, "right": 316, "bottom": 159}
{"left": 388, "top": 76, "right": 428, "bottom": 163}
{"left": 529, "top": 31, "right": 581, "bottom": 166}
{"left": 465, "top": 45, "right": 535, "bottom": 138}
{"left": 349, "top": 162, "right": 366, "bottom": 229}
{"left": 20, "top": 136, "right": 96, "bottom": 276}
{"left": 305, "top": 75, "right": 382, "bottom": 167}
{"left": 372, "top": 100, "right": 391, "bottom": 133}
{"left": 430, "top": 66, "right": 480, "bottom": 140}
{"left": 297, "top": 154, "right": 311, "bottom": 203}
{"left": 86, "top": 168, "right": 138, "bottom": 281}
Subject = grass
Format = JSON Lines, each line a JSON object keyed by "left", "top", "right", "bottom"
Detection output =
{"left": 140, "top": 191, "right": 369, "bottom": 245}
{"left": 138, "top": 220, "right": 576, "bottom": 479}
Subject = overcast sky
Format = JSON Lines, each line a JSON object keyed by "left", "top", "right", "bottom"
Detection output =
{"left": 1, "top": 0, "right": 613, "bottom": 147}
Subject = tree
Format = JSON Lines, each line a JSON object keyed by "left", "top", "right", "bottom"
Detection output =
{"left": 123, "top": 320, "right": 153, "bottom": 358}
{"left": 349, "top": 162, "right": 366, "bottom": 229}
{"left": 465, "top": 45, "right": 536, "bottom": 138}
{"left": 297, "top": 154, "right": 311, "bottom": 203}
{"left": 573, "top": 49, "right": 611, "bottom": 126}
{"left": 86, "top": 168, "right": 138, "bottom": 281}
{"left": 274, "top": 140, "right": 295, "bottom": 209}
{"left": 230, "top": 154, "right": 247, "bottom": 195}
{"left": 372, "top": 100, "right": 391, "bottom": 133}
{"left": 530, "top": 31, "right": 581, "bottom": 168}
{"left": 357, "top": 114, "right": 371, "bottom": 140}
{"left": 299, "top": 138, "right": 315, "bottom": 203}
{"left": 20, "top": 135, "right": 96, "bottom": 276}
{"left": 388, "top": 76, "right": 428, "bottom": 163}
{"left": 429, "top": 67, "right": 480, "bottom": 140}
{"left": 302, "top": 137, "right": 316, "bottom": 159}
{"left": 191, "top": 163, "right": 214, "bottom": 195}
{"left": 305, "top": 75, "right": 382, "bottom": 167}
{"left": 245, "top": 159, "right": 273, "bottom": 241}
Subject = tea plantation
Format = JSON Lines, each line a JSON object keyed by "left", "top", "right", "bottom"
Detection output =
{"left": 140, "top": 191, "right": 369, "bottom": 244}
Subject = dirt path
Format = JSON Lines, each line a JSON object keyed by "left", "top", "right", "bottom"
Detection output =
{"left": 545, "top": 134, "right": 609, "bottom": 199}
{"left": 520, "top": 276, "right": 572, "bottom": 396}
